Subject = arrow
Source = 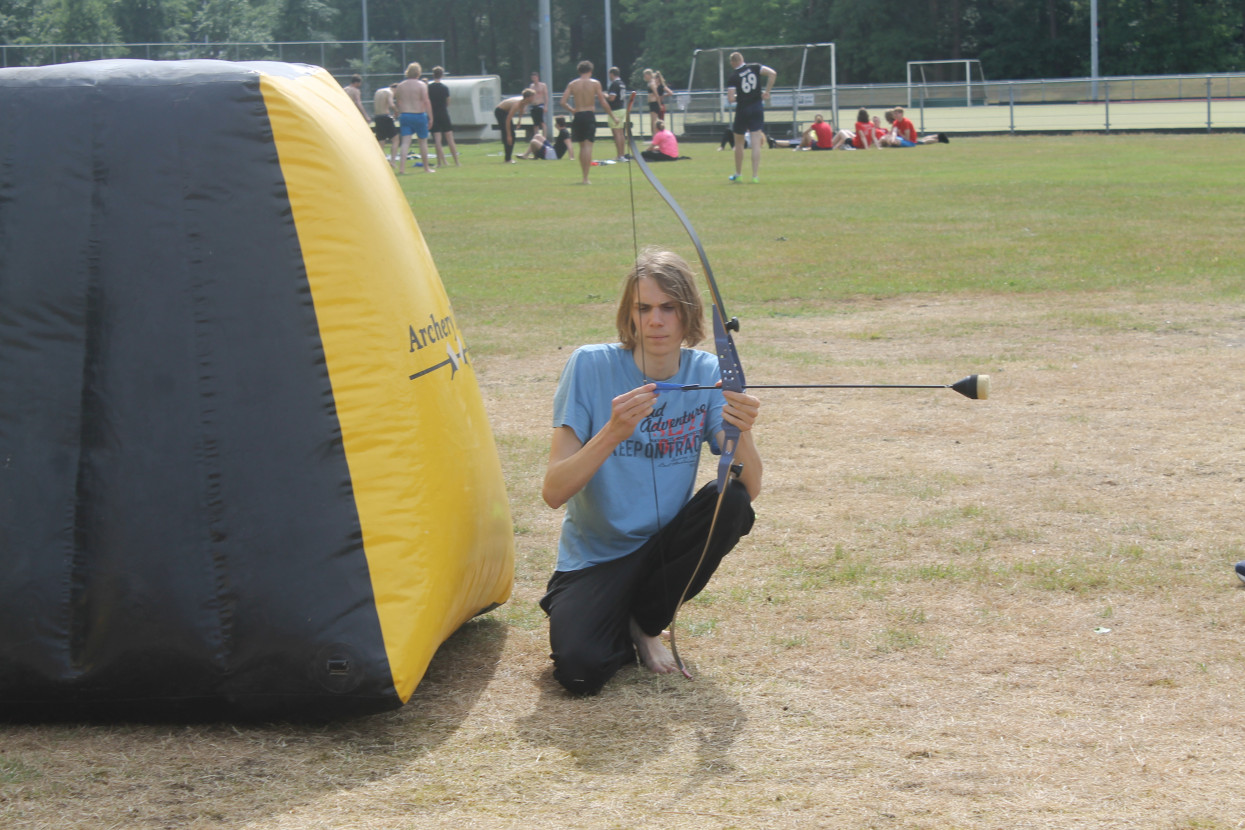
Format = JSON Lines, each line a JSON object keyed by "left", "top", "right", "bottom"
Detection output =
{"left": 650, "top": 374, "right": 990, "bottom": 400}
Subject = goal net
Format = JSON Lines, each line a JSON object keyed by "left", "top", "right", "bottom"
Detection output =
{"left": 906, "top": 59, "right": 986, "bottom": 108}
{"left": 685, "top": 43, "right": 837, "bottom": 140}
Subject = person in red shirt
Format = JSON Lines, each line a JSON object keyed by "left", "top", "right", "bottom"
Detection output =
{"left": 883, "top": 107, "right": 948, "bottom": 146}
{"left": 798, "top": 114, "right": 838, "bottom": 150}
{"left": 852, "top": 109, "right": 882, "bottom": 149}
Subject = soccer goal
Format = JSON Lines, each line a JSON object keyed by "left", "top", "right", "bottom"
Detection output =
{"left": 685, "top": 43, "right": 837, "bottom": 141}
{"left": 906, "top": 59, "right": 987, "bottom": 108}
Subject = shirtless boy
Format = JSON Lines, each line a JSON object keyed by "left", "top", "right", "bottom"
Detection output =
{"left": 373, "top": 83, "right": 399, "bottom": 166}
{"left": 529, "top": 71, "right": 549, "bottom": 134}
{"left": 394, "top": 62, "right": 434, "bottom": 175}
{"left": 560, "top": 60, "right": 617, "bottom": 184}
{"left": 344, "top": 74, "right": 368, "bottom": 122}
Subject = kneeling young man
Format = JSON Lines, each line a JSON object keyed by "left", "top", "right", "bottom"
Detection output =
{"left": 540, "top": 249, "right": 763, "bottom": 695}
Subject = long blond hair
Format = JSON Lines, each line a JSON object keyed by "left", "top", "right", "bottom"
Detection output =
{"left": 615, "top": 248, "right": 705, "bottom": 350}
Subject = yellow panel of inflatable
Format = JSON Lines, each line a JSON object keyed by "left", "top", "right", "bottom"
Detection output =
{"left": 260, "top": 69, "right": 514, "bottom": 703}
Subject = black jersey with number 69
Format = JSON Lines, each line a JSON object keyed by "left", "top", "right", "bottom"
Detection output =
{"left": 727, "top": 64, "right": 764, "bottom": 106}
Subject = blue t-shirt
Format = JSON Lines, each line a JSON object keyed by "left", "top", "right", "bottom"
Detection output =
{"left": 552, "top": 344, "right": 725, "bottom": 572}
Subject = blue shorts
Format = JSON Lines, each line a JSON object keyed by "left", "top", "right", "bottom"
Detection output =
{"left": 400, "top": 112, "right": 429, "bottom": 139}
{"left": 732, "top": 101, "right": 766, "bottom": 135}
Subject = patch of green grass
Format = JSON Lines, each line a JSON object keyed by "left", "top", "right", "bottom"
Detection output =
{"left": 495, "top": 598, "right": 546, "bottom": 631}
{"left": 682, "top": 617, "right": 719, "bottom": 637}
{"left": 776, "top": 544, "right": 879, "bottom": 591}
{"left": 1006, "top": 547, "right": 1188, "bottom": 593}
{"left": 0, "top": 757, "right": 41, "bottom": 784}
{"left": 773, "top": 633, "right": 808, "bottom": 649}
{"left": 875, "top": 627, "right": 922, "bottom": 654}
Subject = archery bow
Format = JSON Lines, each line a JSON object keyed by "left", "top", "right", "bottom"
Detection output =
{"left": 626, "top": 93, "right": 745, "bottom": 677}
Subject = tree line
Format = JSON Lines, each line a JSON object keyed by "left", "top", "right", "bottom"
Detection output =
{"left": 3, "top": 0, "right": 1242, "bottom": 91}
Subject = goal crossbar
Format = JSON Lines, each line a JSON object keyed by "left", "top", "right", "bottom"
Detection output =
{"left": 906, "top": 59, "right": 986, "bottom": 107}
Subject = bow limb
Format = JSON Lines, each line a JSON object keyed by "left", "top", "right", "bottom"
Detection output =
{"left": 626, "top": 111, "right": 748, "bottom": 678}
{"left": 626, "top": 117, "right": 732, "bottom": 324}
{"left": 625, "top": 117, "right": 746, "bottom": 492}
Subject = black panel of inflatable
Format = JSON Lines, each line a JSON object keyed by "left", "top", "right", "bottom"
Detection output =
{"left": 0, "top": 62, "right": 397, "bottom": 719}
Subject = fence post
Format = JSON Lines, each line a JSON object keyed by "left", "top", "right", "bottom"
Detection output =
{"left": 1104, "top": 80, "right": 1110, "bottom": 133}
{"left": 1009, "top": 83, "right": 1015, "bottom": 134}
{"left": 1206, "top": 76, "right": 1212, "bottom": 133}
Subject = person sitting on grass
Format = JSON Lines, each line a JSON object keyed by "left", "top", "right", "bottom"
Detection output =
{"left": 797, "top": 114, "right": 837, "bottom": 150}
{"left": 520, "top": 117, "right": 573, "bottom": 160}
{"left": 640, "top": 120, "right": 686, "bottom": 162}
{"left": 885, "top": 107, "right": 949, "bottom": 145}
{"left": 852, "top": 108, "right": 884, "bottom": 149}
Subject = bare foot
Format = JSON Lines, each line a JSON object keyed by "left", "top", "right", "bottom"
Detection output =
{"left": 630, "top": 618, "right": 678, "bottom": 674}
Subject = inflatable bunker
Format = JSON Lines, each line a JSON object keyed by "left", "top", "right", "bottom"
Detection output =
{"left": 0, "top": 61, "right": 514, "bottom": 719}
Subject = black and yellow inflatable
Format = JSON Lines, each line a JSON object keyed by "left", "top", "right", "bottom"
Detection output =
{"left": 0, "top": 61, "right": 514, "bottom": 719}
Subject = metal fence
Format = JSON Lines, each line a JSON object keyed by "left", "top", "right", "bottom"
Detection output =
{"left": 668, "top": 72, "right": 1245, "bottom": 139}
{"left": 6, "top": 45, "right": 1242, "bottom": 136}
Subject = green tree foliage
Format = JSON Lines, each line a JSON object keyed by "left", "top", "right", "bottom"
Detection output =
{"left": 30, "top": 0, "right": 121, "bottom": 44}
{"left": 2, "top": 0, "right": 1240, "bottom": 80}
{"left": 970, "top": 0, "right": 1084, "bottom": 79}
{"left": 188, "top": 0, "right": 276, "bottom": 46}
{"left": 620, "top": 0, "right": 1241, "bottom": 82}
{"left": 273, "top": 0, "right": 336, "bottom": 43}
{"left": 113, "top": 0, "right": 190, "bottom": 44}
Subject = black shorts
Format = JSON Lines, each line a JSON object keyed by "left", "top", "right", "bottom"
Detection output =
{"left": 732, "top": 100, "right": 766, "bottom": 135}
{"left": 372, "top": 115, "right": 397, "bottom": 140}
{"left": 431, "top": 110, "right": 452, "bottom": 134}
{"left": 571, "top": 111, "right": 597, "bottom": 143}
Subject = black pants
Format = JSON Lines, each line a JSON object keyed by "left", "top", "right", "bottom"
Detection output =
{"left": 540, "top": 479, "right": 755, "bottom": 695}
{"left": 495, "top": 107, "right": 515, "bottom": 161}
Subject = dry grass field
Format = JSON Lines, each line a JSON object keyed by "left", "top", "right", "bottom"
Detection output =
{"left": 4, "top": 288, "right": 1243, "bottom": 829}
{"left": 5, "top": 131, "right": 1245, "bottom": 829}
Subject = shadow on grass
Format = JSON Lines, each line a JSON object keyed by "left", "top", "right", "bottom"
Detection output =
{"left": 0, "top": 617, "right": 507, "bottom": 829}
{"left": 514, "top": 662, "right": 747, "bottom": 788}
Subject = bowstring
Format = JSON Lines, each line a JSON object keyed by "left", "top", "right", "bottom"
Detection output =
{"left": 625, "top": 100, "right": 678, "bottom": 674}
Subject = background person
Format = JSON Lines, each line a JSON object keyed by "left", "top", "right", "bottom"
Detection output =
{"left": 427, "top": 66, "right": 460, "bottom": 167}
{"left": 394, "top": 62, "right": 434, "bottom": 174}
{"left": 560, "top": 61, "right": 616, "bottom": 184}
{"left": 606, "top": 66, "right": 628, "bottom": 160}
{"left": 372, "top": 83, "right": 399, "bottom": 166}
{"left": 725, "top": 52, "right": 776, "bottom": 182}
{"left": 521, "top": 116, "right": 573, "bottom": 160}
{"left": 798, "top": 114, "right": 836, "bottom": 150}
{"left": 640, "top": 119, "right": 683, "bottom": 161}
{"left": 852, "top": 108, "right": 881, "bottom": 149}
{"left": 343, "top": 74, "right": 368, "bottom": 122}
{"left": 642, "top": 68, "right": 671, "bottom": 136}
{"left": 888, "top": 107, "right": 948, "bottom": 145}
{"left": 528, "top": 71, "right": 549, "bottom": 137}
{"left": 494, "top": 89, "right": 535, "bottom": 163}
